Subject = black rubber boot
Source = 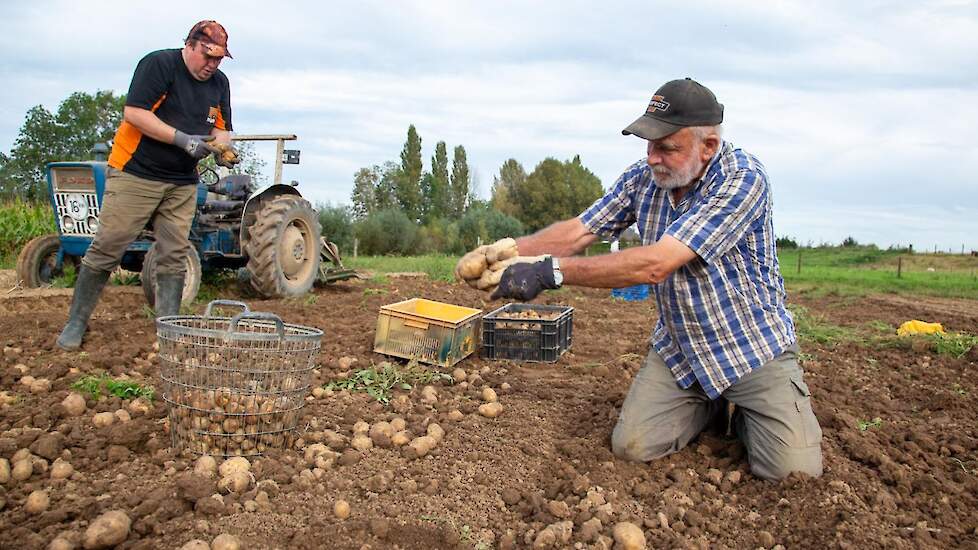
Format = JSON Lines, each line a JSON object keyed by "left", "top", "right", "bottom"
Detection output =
{"left": 56, "top": 265, "right": 111, "bottom": 351}
{"left": 155, "top": 272, "right": 185, "bottom": 318}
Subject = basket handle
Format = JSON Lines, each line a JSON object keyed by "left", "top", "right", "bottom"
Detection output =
{"left": 204, "top": 300, "right": 250, "bottom": 318}
{"left": 228, "top": 311, "right": 285, "bottom": 338}
{"left": 403, "top": 319, "right": 429, "bottom": 330}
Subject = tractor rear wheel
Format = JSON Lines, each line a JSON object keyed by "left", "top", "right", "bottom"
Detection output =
{"left": 245, "top": 196, "right": 322, "bottom": 298}
{"left": 140, "top": 242, "right": 202, "bottom": 307}
{"left": 16, "top": 234, "right": 77, "bottom": 287}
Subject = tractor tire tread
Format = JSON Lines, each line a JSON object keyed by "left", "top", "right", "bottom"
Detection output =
{"left": 245, "top": 196, "right": 321, "bottom": 298}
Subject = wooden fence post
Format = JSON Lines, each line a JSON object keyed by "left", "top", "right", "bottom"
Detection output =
{"left": 796, "top": 250, "right": 802, "bottom": 275}
{"left": 353, "top": 238, "right": 358, "bottom": 259}
{"left": 897, "top": 256, "right": 902, "bottom": 279}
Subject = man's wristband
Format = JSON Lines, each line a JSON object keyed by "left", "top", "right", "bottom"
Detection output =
{"left": 552, "top": 257, "right": 563, "bottom": 287}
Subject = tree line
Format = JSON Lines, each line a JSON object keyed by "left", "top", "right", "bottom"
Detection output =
{"left": 335, "top": 125, "right": 604, "bottom": 255}
{"left": 1, "top": 91, "right": 606, "bottom": 257}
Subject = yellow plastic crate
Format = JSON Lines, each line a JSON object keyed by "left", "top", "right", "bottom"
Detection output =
{"left": 373, "top": 298, "right": 482, "bottom": 367}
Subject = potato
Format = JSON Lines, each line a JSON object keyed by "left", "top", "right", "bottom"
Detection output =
{"left": 485, "top": 238, "right": 518, "bottom": 264}
{"left": 369, "top": 421, "right": 394, "bottom": 440}
{"left": 127, "top": 397, "right": 152, "bottom": 416}
{"left": 219, "top": 457, "right": 250, "bottom": 477}
{"left": 333, "top": 499, "right": 351, "bottom": 520}
{"left": 24, "top": 490, "right": 49, "bottom": 514}
{"left": 12, "top": 459, "right": 33, "bottom": 481}
{"left": 482, "top": 387, "right": 498, "bottom": 403}
{"left": 476, "top": 268, "right": 503, "bottom": 291}
{"left": 304, "top": 443, "right": 330, "bottom": 465}
{"left": 420, "top": 385, "right": 438, "bottom": 404}
{"left": 50, "top": 459, "right": 74, "bottom": 480}
{"left": 454, "top": 245, "right": 489, "bottom": 281}
{"left": 447, "top": 410, "right": 464, "bottom": 422}
{"left": 114, "top": 409, "right": 131, "bottom": 423}
{"left": 351, "top": 421, "right": 369, "bottom": 435}
{"left": 212, "top": 533, "right": 242, "bottom": 550}
{"left": 407, "top": 435, "right": 437, "bottom": 458}
{"left": 612, "top": 521, "right": 646, "bottom": 550}
{"left": 391, "top": 430, "right": 411, "bottom": 447}
{"left": 194, "top": 455, "right": 218, "bottom": 477}
{"left": 92, "top": 412, "right": 115, "bottom": 428}
{"left": 0, "top": 458, "right": 9, "bottom": 484}
{"left": 49, "top": 537, "right": 74, "bottom": 550}
{"left": 350, "top": 434, "right": 373, "bottom": 451}
{"left": 478, "top": 402, "right": 504, "bottom": 418}
{"left": 84, "top": 510, "right": 131, "bottom": 549}
{"left": 426, "top": 423, "right": 445, "bottom": 444}
{"left": 180, "top": 540, "right": 210, "bottom": 550}
{"left": 390, "top": 418, "right": 406, "bottom": 432}
{"left": 218, "top": 471, "right": 251, "bottom": 493}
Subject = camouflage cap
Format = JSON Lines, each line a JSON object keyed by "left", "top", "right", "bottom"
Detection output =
{"left": 186, "top": 20, "right": 232, "bottom": 58}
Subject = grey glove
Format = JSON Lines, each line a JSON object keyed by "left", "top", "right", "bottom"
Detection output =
{"left": 173, "top": 130, "right": 215, "bottom": 160}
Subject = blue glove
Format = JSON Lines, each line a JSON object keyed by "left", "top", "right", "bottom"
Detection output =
{"left": 173, "top": 130, "right": 216, "bottom": 160}
{"left": 490, "top": 256, "right": 559, "bottom": 301}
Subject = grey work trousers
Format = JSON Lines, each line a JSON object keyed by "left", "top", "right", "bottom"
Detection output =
{"left": 81, "top": 169, "right": 196, "bottom": 275}
{"left": 611, "top": 345, "right": 823, "bottom": 480}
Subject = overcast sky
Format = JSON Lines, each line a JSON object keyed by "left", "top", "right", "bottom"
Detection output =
{"left": 2, "top": 1, "right": 976, "bottom": 251}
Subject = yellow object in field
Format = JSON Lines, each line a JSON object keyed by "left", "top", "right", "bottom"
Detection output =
{"left": 897, "top": 320, "right": 945, "bottom": 336}
{"left": 374, "top": 298, "right": 483, "bottom": 367}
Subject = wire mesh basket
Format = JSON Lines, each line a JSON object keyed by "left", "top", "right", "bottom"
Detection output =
{"left": 157, "top": 300, "right": 322, "bottom": 457}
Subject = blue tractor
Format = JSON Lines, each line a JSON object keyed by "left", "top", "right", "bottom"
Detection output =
{"left": 16, "top": 134, "right": 356, "bottom": 304}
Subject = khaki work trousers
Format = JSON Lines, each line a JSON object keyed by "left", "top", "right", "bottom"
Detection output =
{"left": 81, "top": 169, "right": 196, "bottom": 275}
{"left": 611, "top": 345, "right": 823, "bottom": 480}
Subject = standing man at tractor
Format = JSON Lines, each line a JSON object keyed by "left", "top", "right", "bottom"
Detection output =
{"left": 458, "top": 78, "right": 822, "bottom": 480}
{"left": 57, "top": 20, "right": 239, "bottom": 351}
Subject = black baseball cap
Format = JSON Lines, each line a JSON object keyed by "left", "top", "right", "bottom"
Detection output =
{"left": 622, "top": 78, "right": 723, "bottom": 140}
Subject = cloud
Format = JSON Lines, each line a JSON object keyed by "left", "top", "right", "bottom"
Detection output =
{"left": 1, "top": 0, "right": 976, "bottom": 249}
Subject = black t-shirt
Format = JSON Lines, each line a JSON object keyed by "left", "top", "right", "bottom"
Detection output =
{"left": 108, "top": 49, "right": 232, "bottom": 184}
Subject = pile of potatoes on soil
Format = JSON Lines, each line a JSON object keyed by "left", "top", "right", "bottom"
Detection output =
{"left": 0, "top": 338, "right": 673, "bottom": 550}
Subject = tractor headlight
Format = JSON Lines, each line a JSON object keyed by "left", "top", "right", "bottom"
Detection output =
{"left": 87, "top": 216, "right": 99, "bottom": 233}
{"left": 61, "top": 216, "right": 76, "bottom": 233}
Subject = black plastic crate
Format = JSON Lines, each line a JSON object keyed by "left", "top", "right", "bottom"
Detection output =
{"left": 481, "top": 303, "right": 574, "bottom": 362}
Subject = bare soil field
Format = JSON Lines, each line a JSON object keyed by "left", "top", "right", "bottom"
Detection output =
{"left": 0, "top": 275, "right": 976, "bottom": 549}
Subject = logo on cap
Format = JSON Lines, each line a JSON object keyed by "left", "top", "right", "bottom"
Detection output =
{"left": 646, "top": 95, "right": 670, "bottom": 114}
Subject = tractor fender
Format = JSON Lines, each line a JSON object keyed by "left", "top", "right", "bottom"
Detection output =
{"left": 240, "top": 184, "right": 303, "bottom": 248}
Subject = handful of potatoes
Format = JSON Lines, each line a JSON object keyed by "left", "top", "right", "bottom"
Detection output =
{"left": 208, "top": 142, "right": 241, "bottom": 168}
{"left": 455, "top": 238, "right": 546, "bottom": 295}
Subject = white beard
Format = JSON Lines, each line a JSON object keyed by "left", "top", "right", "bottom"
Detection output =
{"left": 653, "top": 160, "right": 702, "bottom": 190}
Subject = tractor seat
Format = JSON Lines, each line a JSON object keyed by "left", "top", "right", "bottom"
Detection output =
{"left": 210, "top": 174, "right": 254, "bottom": 201}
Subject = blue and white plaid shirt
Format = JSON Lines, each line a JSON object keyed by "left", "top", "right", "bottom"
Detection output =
{"left": 579, "top": 141, "right": 796, "bottom": 399}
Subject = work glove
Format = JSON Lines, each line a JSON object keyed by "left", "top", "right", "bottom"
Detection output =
{"left": 490, "top": 255, "right": 560, "bottom": 301}
{"left": 454, "top": 237, "right": 519, "bottom": 282}
{"left": 474, "top": 255, "right": 548, "bottom": 291}
{"left": 173, "top": 130, "right": 216, "bottom": 160}
{"left": 209, "top": 142, "right": 241, "bottom": 168}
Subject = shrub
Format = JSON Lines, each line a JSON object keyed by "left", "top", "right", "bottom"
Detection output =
{"left": 0, "top": 199, "right": 55, "bottom": 263}
{"left": 354, "top": 208, "right": 419, "bottom": 255}
{"left": 776, "top": 235, "right": 798, "bottom": 249}
{"left": 416, "top": 218, "right": 459, "bottom": 255}
{"left": 317, "top": 202, "right": 354, "bottom": 253}
{"left": 456, "top": 205, "right": 524, "bottom": 253}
